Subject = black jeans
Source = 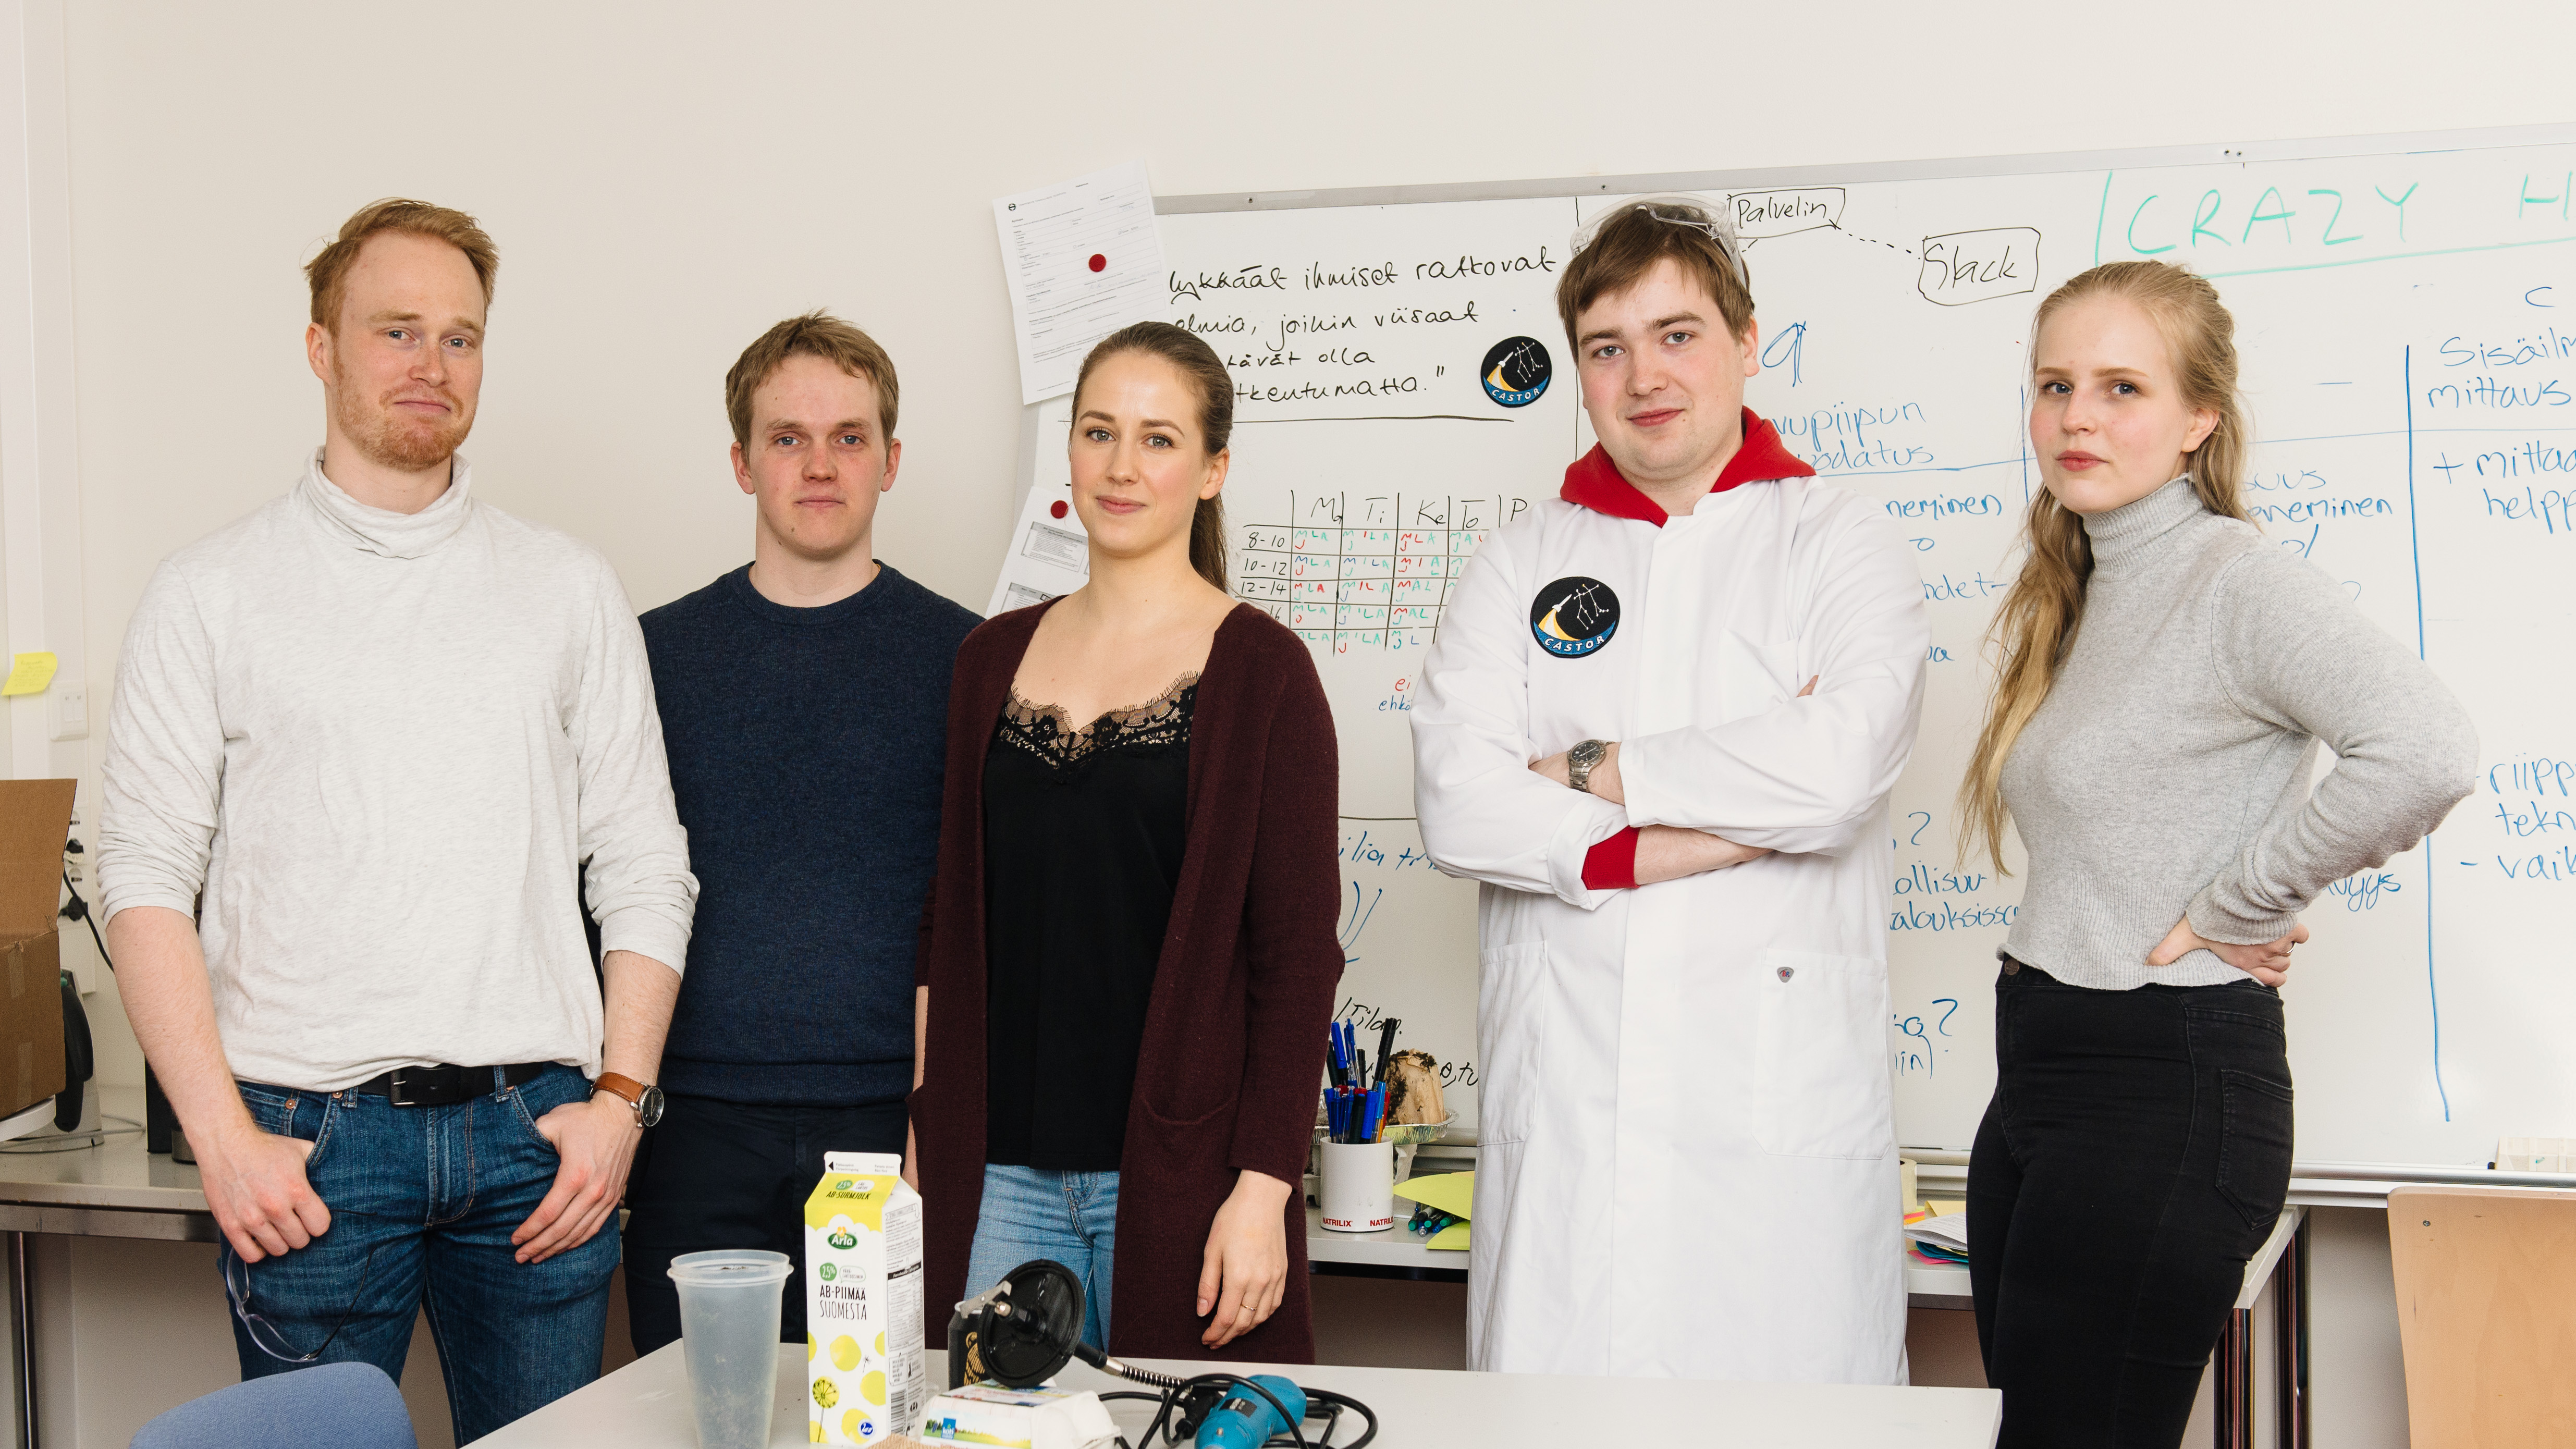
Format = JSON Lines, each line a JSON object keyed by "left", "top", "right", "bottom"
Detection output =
{"left": 1968, "top": 962, "right": 2294, "bottom": 1448}
{"left": 621, "top": 1092, "right": 909, "bottom": 1355}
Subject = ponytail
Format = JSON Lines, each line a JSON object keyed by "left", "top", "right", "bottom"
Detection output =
{"left": 1188, "top": 495, "right": 1228, "bottom": 591}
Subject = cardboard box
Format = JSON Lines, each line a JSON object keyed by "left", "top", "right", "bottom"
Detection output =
{"left": 805, "top": 1151, "right": 926, "bottom": 1444}
{"left": 0, "top": 780, "right": 70, "bottom": 1121}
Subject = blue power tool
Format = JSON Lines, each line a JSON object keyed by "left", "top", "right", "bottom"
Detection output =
{"left": 944, "top": 1259, "right": 1374, "bottom": 1446}
{"left": 1193, "top": 1374, "right": 1307, "bottom": 1449}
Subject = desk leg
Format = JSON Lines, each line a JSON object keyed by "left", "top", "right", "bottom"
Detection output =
{"left": 2214, "top": 1304, "right": 2252, "bottom": 1448}
{"left": 2214, "top": 1212, "right": 2309, "bottom": 1449}
{"left": 9, "top": 1230, "right": 30, "bottom": 1449}
{"left": 2273, "top": 1216, "right": 2309, "bottom": 1449}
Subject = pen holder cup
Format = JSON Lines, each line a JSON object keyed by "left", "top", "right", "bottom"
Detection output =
{"left": 1319, "top": 1139, "right": 1397, "bottom": 1232}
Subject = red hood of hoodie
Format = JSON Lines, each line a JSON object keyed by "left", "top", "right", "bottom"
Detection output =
{"left": 1559, "top": 408, "right": 1816, "bottom": 526}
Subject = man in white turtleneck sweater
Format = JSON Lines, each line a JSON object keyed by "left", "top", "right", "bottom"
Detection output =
{"left": 97, "top": 200, "right": 695, "bottom": 1440}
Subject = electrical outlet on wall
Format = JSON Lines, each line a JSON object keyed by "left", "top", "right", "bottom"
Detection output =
{"left": 47, "top": 686, "right": 87, "bottom": 741}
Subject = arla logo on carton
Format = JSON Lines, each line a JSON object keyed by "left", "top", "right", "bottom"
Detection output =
{"left": 805, "top": 1152, "right": 924, "bottom": 1444}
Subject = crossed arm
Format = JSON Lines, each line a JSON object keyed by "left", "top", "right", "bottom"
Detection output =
{"left": 1524, "top": 677, "right": 1814, "bottom": 886}
{"left": 1414, "top": 508, "right": 1927, "bottom": 899}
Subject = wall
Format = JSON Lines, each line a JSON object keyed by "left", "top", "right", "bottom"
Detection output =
{"left": 46, "top": 1, "right": 2576, "bottom": 1083}
{"left": 45, "top": 0, "right": 2576, "bottom": 1089}
{"left": 13, "top": 1, "right": 2574, "bottom": 1444}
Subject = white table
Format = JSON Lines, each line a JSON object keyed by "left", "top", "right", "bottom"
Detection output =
{"left": 481, "top": 1342, "right": 2002, "bottom": 1447}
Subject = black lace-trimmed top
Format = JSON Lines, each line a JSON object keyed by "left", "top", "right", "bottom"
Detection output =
{"left": 982, "top": 674, "right": 1198, "bottom": 1170}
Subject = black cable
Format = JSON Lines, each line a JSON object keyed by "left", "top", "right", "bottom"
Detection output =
{"left": 1073, "top": 1324, "right": 1377, "bottom": 1446}
{"left": 1304, "top": 1388, "right": 1378, "bottom": 1448}
{"left": 59, "top": 872, "right": 113, "bottom": 972}
{"left": 1082, "top": 1375, "right": 1381, "bottom": 1446}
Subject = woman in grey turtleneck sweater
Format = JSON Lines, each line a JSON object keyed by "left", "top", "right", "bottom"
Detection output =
{"left": 1955, "top": 261, "right": 2476, "bottom": 1448}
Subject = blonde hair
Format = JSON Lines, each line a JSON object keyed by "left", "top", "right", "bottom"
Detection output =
{"left": 725, "top": 310, "right": 900, "bottom": 450}
{"left": 1956, "top": 260, "right": 2253, "bottom": 871}
{"left": 305, "top": 198, "right": 498, "bottom": 330}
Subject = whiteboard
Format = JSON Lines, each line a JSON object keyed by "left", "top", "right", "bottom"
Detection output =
{"left": 1006, "top": 127, "right": 2576, "bottom": 1175}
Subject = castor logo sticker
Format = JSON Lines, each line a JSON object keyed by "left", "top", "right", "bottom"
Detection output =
{"left": 1529, "top": 576, "right": 1620, "bottom": 657}
{"left": 1481, "top": 336, "right": 1551, "bottom": 407}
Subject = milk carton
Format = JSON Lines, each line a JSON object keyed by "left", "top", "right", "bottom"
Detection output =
{"left": 804, "top": 1151, "right": 924, "bottom": 1444}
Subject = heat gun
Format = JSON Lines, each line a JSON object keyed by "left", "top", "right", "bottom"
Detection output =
{"left": 941, "top": 1259, "right": 1375, "bottom": 1447}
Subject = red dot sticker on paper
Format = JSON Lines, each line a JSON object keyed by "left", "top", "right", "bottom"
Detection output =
{"left": 1050, "top": 500, "right": 1069, "bottom": 519}
{"left": 1087, "top": 254, "right": 1107, "bottom": 273}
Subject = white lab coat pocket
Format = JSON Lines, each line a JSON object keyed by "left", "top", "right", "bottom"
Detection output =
{"left": 1476, "top": 942, "right": 1551, "bottom": 1147}
{"left": 1752, "top": 948, "right": 1895, "bottom": 1160}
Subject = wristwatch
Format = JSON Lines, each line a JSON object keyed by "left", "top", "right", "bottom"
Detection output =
{"left": 1566, "top": 739, "right": 1610, "bottom": 794}
{"left": 593, "top": 1072, "right": 665, "bottom": 1128}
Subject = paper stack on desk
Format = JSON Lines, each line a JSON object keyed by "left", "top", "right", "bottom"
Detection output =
{"left": 1903, "top": 1200, "right": 1969, "bottom": 1266}
{"left": 1392, "top": 1171, "right": 1471, "bottom": 1251}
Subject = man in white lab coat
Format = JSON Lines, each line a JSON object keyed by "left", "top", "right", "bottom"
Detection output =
{"left": 1412, "top": 198, "right": 1928, "bottom": 1382}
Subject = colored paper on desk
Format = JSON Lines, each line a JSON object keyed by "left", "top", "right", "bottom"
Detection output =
{"left": 1903, "top": 1211, "right": 1970, "bottom": 1254}
{"left": 1923, "top": 1197, "right": 1965, "bottom": 1218}
{"left": 1426, "top": 1221, "right": 1469, "bottom": 1251}
{"left": 1391, "top": 1170, "right": 1472, "bottom": 1220}
{"left": 2, "top": 653, "right": 55, "bottom": 696}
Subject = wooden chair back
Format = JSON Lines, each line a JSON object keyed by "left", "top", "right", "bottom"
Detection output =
{"left": 2387, "top": 1185, "right": 2576, "bottom": 1448}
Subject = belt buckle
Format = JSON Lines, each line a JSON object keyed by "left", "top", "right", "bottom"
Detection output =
{"left": 386, "top": 1067, "right": 428, "bottom": 1108}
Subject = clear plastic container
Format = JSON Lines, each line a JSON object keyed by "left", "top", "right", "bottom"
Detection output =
{"left": 668, "top": 1248, "right": 793, "bottom": 1448}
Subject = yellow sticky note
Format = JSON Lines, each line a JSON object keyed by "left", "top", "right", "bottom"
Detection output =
{"left": 1426, "top": 1221, "right": 1469, "bottom": 1251}
{"left": 2, "top": 653, "right": 56, "bottom": 697}
{"left": 1924, "top": 1198, "right": 1965, "bottom": 1218}
{"left": 1391, "top": 1170, "right": 1473, "bottom": 1220}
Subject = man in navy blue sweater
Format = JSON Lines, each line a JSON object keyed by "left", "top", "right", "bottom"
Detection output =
{"left": 627, "top": 312, "right": 978, "bottom": 1353}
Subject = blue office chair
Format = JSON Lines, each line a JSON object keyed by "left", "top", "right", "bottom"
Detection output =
{"left": 130, "top": 1361, "right": 416, "bottom": 1449}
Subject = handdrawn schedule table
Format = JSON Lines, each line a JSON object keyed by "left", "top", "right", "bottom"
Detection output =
{"left": 1233, "top": 490, "right": 1532, "bottom": 653}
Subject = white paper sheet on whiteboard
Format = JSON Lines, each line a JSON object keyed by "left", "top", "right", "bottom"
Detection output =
{"left": 993, "top": 161, "right": 1166, "bottom": 404}
{"left": 984, "top": 397, "right": 1083, "bottom": 617}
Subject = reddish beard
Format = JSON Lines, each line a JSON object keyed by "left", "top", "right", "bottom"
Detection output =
{"left": 332, "top": 364, "right": 472, "bottom": 472}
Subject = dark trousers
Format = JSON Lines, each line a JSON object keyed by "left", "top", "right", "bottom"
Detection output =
{"left": 1968, "top": 962, "right": 2294, "bottom": 1448}
{"left": 621, "top": 1092, "right": 909, "bottom": 1355}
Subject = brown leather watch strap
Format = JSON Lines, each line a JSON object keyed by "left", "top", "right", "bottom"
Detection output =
{"left": 594, "top": 1072, "right": 648, "bottom": 1108}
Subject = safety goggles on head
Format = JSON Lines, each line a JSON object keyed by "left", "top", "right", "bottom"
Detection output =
{"left": 1569, "top": 193, "right": 1751, "bottom": 293}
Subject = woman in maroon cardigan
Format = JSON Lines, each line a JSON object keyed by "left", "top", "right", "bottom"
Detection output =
{"left": 909, "top": 322, "right": 1341, "bottom": 1360}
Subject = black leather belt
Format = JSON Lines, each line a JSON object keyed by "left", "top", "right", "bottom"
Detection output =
{"left": 350, "top": 1061, "right": 550, "bottom": 1107}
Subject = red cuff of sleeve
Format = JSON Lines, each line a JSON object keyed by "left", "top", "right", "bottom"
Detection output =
{"left": 1581, "top": 827, "right": 1641, "bottom": 891}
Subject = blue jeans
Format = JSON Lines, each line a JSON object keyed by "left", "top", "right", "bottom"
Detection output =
{"left": 964, "top": 1166, "right": 1120, "bottom": 1350}
{"left": 220, "top": 1065, "right": 619, "bottom": 1444}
